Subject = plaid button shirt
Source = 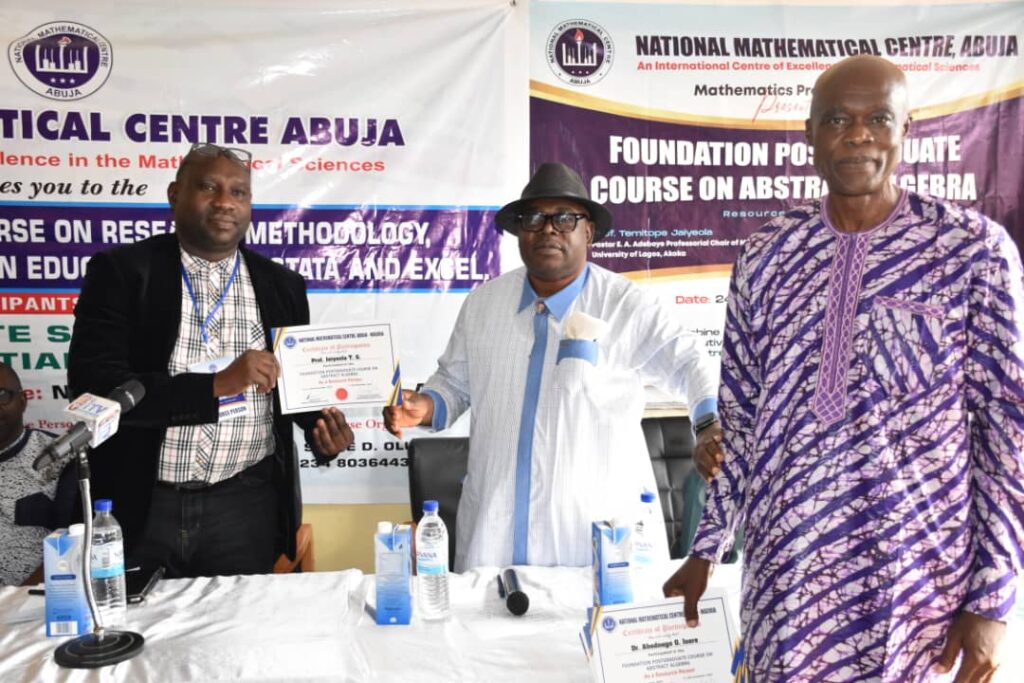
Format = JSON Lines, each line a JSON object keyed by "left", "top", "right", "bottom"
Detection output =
{"left": 157, "top": 249, "right": 275, "bottom": 484}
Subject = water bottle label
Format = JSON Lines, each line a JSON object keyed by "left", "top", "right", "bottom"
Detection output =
{"left": 91, "top": 562, "right": 125, "bottom": 579}
{"left": 91, "top": 542, "right": 124, "bottom": 578}
{"left": 417, "top": 549, "right": 445, "bottom": 575}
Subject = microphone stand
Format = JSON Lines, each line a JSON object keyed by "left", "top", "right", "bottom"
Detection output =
{"left": 54, "top": 445, "right": 145, "bottom": 668}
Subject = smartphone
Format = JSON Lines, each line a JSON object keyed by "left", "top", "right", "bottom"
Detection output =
{"left": 126, "top": 565, "right": 165, "bottom": 604}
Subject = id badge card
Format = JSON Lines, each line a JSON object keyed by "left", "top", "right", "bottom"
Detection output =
{"left": 190, "top": 356, "right": 248, "bottom": 422}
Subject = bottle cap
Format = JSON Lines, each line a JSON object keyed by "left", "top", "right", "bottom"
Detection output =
{"left": 94, "top": 499, "right": 113, "bottom": 513}
{"left": 377, "top": 522, "right": 393, "bottom": 534}
{"left": 640, "top": 491, "right": 656, "bottom": 503}
{"left": 68, "top": 523, "right": 85, "bottom": 536}
{"left": 423, "top": 500, "right": 439, "bottom": 513}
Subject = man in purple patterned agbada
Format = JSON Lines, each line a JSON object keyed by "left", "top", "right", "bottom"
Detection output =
{"left": 665, "top": 55, "right": 1023, "bottom": 682}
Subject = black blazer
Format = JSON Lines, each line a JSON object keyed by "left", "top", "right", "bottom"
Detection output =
{"left": 68, "top": 233, "right": 324, "bottom": 560}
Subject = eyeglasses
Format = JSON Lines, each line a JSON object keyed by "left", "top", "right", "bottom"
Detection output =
{"left": 188, "top": 142, "right": 252, "bottom": 167}
{"left": 516, "top": 211, "right": 590, "bottom": 234}
{"left": 0, "top": 388, "right": 20, "bottom": 407}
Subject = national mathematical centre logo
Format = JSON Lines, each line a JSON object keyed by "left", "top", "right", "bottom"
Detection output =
{"left": 8, "top": 21, "right": 112, "bottom": 101}
{"left": 546, "top": 19, "right": 614, "bottom": 86}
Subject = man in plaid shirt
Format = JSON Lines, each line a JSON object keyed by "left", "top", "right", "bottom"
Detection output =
{"left": 69, "top": 144, "right": 353, "bottom": 577}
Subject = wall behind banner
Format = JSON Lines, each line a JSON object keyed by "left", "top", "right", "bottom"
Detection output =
{"left": 2, "top": 0, "right": 1022, "bottom": 572}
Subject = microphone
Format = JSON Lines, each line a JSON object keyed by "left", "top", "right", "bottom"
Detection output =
{"left": 497, "top": 568, "right": 529, "bottom": 616}
{"left": 34, "top": 380, "right": 145, "bottom": 471}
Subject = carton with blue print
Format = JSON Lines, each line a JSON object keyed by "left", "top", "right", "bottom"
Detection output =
{"left": 43, "top": 524, "right": 92, "bottom": 637}
{"left": 592, "top": 520, "right": 633, "bottom": 606}
{"left": 374, "top": 522, "right": 413, "bottom": 625}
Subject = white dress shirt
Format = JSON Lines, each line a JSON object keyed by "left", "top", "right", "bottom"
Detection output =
{"left": 423, "top": 263, "right": 718, "bottom": 571}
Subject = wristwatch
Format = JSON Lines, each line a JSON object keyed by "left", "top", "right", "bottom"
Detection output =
{"left": 693, "top": 412, "right": 719, "bottom": 436}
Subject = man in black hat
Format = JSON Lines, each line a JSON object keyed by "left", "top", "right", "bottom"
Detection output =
{"left": 384, "top": 162, "right": 722, "bottom": 571}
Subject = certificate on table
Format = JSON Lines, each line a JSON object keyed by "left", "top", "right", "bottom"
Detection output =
{"left": 272, "top": 322, "right": 402, "bottom": 415}
{"left": 585, "top": 588, "right": 738, "bottom": 683}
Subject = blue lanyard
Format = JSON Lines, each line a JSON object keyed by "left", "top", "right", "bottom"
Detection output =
{"left": 180, "top": 253, "right": 241, "bottom": 348}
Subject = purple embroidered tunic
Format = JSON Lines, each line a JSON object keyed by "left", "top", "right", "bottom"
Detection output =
{"left": 692, "top": 191, "right": 1024, "bottom": 682}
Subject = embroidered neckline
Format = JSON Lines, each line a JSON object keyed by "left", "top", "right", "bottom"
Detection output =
{"left": 821, "top": 188, "right": 908, "bottom": 238}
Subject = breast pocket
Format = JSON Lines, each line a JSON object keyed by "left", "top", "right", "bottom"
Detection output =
{"left": 552, "top": 354, "right": 597, "bottom": 393}
{"left": 551, "top": 342, "right": 613, "bottom": 415}
{"left": 862, "top": 296, "right": 952, "bottom": 397}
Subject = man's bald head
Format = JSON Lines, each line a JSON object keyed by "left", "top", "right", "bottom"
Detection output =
{"left": 810, "top": 55, "right": 910, "bottom": 121}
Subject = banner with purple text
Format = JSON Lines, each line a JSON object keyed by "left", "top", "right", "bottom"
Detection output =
{"left": 532, "top": 1, "right": 1023, "bottom": 369}
{"left": 1, "top": 1, "right": 528, "bottom": 503}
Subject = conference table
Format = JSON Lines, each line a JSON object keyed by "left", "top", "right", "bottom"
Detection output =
{"left": 0, "top": 562, "right": 1020, "bottom": 682}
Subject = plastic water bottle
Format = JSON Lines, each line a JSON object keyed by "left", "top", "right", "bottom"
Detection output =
{"left": 415, "top": 500, "right": 450, "bottom": 620}
{"left": 90, "top": 499, "right": 127, "bottom": 628}
{"left": 632, "top": 491, "right": 660, "bottom": 601}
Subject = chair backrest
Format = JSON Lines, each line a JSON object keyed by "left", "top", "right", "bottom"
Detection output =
{"left": 642, "top": 416, "right": 741, "bottom": 562}
{"left": 407, "top": 437, "right": 469, "bottom": 570}
{"left": 274, "top": 523, "right": 315, "bottom": 573}
{"left": 641, "top": 416, "right": 698, "bottom": 558}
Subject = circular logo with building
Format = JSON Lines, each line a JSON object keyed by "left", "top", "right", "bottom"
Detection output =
{"left": 8, "top": 21, "right": 112, "bottom": 101}
{"left": 546, "top": 20, "right": 614, "bottom": 86}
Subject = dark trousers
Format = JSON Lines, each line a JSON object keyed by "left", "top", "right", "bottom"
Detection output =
{"left": 132, "top": 457, "right": 278, "bottom": 578}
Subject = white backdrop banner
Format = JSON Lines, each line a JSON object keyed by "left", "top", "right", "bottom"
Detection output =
{"left": 0, "top": 0, "right": 528, "bottom": 504}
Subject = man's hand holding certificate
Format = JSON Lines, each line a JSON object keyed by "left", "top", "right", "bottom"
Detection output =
{"left": 583, "top": 588, "right": 739, "bottom": 683}
{"left": 272, "top": 322, "right": 402, "bottom": 415}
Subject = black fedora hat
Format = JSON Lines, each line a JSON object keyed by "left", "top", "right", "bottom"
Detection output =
{"left": 495, "top": 162, "right": 613, "bottom": 242}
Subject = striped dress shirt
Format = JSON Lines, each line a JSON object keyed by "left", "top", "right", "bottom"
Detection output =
{"left": 157, "top": 249, "right": 274, "bottom": 484}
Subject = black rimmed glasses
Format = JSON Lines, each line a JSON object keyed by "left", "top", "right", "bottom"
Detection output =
{"left": 0, "top": 388, "right": 20, "bottom": 407}
{"left": 516, "top": 211, "right": 590, "bottom": 234}
{"left": 188, "top": 142, "right": 252, "bottom": 167}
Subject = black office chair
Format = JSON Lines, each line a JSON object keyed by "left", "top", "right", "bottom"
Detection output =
{"left": 642, "top": 416, "right": 697, "bottom": 558}
{"left": 642, "top": 416, "right": 740, "bottom": 562}
{"left": 407, "top": 437, "right": 469, "bottom": 571}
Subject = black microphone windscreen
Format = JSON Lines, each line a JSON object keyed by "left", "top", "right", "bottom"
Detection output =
{"left": 109, "top": 380, "right": 145, "bottom": 412}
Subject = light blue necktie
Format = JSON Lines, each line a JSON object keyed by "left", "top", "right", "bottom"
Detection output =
{"left": 512, "top": 300, "right": 549, "bottom": 565}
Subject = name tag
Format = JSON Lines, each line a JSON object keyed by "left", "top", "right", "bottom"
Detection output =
{"left": 189, "top": 356, "right": 248, "bottom": 422}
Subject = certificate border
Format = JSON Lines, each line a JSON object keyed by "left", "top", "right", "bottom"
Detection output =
{"left": 272, "top": 321, "right": 401, "bottom": 414}
{"left": 592, "top": 594, "right": 738, "bottom": 683}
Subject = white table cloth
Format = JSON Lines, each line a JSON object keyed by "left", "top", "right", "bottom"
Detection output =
{"left": 0, "top": 563, "right": 1018, "bottom": 682}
